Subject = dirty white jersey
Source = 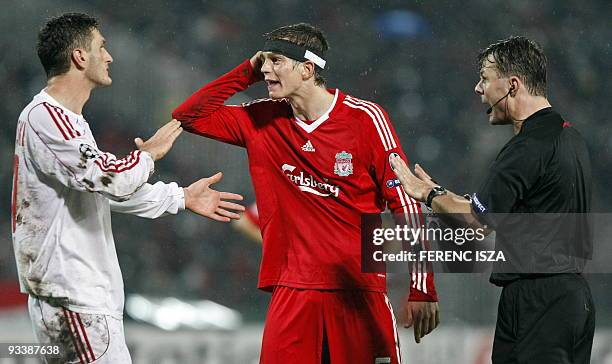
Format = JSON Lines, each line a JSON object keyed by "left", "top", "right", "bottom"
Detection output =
{"left": 11, "top": 90, "right": 185, "bottom": 318}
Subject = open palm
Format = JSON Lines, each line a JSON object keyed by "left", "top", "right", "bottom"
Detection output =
{"left": 183, "top": 172, "right": 245, "bottom": 222}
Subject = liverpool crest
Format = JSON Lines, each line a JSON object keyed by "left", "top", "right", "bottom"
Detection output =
{"left": 334, "top": 151, "right": 353, "bottom": 177}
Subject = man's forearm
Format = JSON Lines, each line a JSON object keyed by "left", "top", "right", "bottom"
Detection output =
{"left": 172, "top": 60, "right": 257, "bottom": 125}
{"left": 430, "top": 190, "right": 486, "bottom": 230}
{"left": 430, "top": 190, "right": 471, "bottom": 214}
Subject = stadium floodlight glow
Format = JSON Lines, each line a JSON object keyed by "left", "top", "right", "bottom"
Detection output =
{"left": 125, "top": 294, "right": 242, "bottom": 331}
{"left": 153, "top": 304, "right": 182, "bottom": 331}
{"left": 125, "top": 295, "right": 154, "bottom": 321}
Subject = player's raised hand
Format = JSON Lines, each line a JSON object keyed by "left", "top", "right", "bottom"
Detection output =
{"left": 183, "top": 172, "right": 245, "bottom": 222}
{"left": 402, "top": 301, "right": 440, "bottom": 343}
{"left": 390, "top": 155, "right": 435, "bottom": 201}
{"left": 135, "top": 119, "right": 183, "bottom": 161}
{"left": 249, "top": 51, "right": 264, "bottom": 80}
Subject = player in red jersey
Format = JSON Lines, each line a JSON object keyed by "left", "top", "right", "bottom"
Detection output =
{"left": 173, "top": 23, "right": 439, "bottom": 363}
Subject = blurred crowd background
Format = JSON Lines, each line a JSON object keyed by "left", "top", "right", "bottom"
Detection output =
{"left": 1, "top": 0, "right": 611, "bottom": 357}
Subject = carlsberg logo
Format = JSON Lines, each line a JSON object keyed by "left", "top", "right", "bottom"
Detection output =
{"left": 282, "top": 164, "right": 340, "bottom": 198}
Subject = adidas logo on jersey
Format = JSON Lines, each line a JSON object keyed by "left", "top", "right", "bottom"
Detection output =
{"left": 301, "top": 140, "right": 315, "bottom": 152}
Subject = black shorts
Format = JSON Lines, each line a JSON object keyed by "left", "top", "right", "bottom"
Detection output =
{"left": 492, "top": 274, "right": 595, "bottom": 364}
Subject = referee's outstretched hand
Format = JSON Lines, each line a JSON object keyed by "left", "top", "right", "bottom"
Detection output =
{"left": 402, "top": 301, "right": 440, "bottom": 343}
{"left": 390, "top": 155, "right": 435, "bottom": 202}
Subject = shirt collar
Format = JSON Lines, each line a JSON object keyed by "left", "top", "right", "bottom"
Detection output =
{"left": 519, "top": 107, "right": 553, "bottom": 133}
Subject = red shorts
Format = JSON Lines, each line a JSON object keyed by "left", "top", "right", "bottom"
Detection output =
{"left": 260, "top": 286, "right": 401, "bottom": 364}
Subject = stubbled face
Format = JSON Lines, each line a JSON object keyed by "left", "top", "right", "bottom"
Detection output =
{"left": 83, "top": 28, "right": 113, "bottom": 87}
{"left": 474, "top": 56, "right": 511, "bottom": 125}
{"left": 260, "top": 52, "right": 304, "bottom": 99}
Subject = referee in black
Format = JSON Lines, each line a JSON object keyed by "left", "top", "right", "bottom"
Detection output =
{"left": 389, "top": 36, "right": 595, "bottom": 363}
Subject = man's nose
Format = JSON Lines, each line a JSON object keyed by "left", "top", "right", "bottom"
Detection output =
{"left": 474, "top": 80, "right": 483, "bottom": 95}
{"left": 106, "top": 50, "right": 114, "bottom": 64}
{"left": 261, "top": 59, "right": 272, "bottom": 73}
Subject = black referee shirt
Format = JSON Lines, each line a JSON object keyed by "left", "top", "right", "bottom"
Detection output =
{"left": 471, "top": 107, "right": 592, "bottom": 286}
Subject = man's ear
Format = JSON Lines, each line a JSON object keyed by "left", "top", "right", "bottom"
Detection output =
{"left": 301, "top": 61, "right": 316, "bottom": 81}
{"left": 71, "top": 48, "right": 87, "bottom": 71}
{"left": 509, "top": 76, "right": 521, "bottom": 96}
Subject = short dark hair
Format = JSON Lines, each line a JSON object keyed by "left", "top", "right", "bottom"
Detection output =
{"left": 37, "top": 13, "right": 99, "bottom": 78}
{"left": 264, "top": 23, "right": 329, "bottom": 86}
{"left": 478, "top": 36, "right": 547, "bottom": 97}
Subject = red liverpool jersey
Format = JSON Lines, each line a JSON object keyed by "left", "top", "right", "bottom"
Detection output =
{"left": 174, "top": 60, "right": 437, "bottom": 301}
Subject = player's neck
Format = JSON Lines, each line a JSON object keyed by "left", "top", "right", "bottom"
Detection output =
{"left": 511, "top": 96, "right": 551, "bottom": 135}
{"left": 289, "top": 85, "right": 334, "bottom": 121}
{"left": 45, "top": 73, "right": 94, "bottom": 115}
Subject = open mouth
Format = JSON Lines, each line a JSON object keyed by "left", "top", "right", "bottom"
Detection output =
{"left": 266, "top": 80, "right": 280, "bottom": 88}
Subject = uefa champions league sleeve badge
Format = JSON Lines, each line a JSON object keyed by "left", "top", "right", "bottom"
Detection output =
{"left": 334, "top": 151, "right": 353, "bottom": 177}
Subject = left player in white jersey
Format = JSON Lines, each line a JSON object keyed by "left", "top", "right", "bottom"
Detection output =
{"left": 11, "top": 13, "right": 245, "bottom": 364}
